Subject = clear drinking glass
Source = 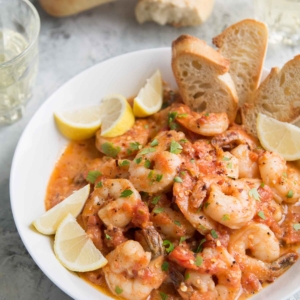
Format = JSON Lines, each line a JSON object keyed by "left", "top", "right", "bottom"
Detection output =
{"left": 0, "top": 0, "right": 40, "bottom": 124}
{"left": 253, "top": 0, "right": 300, "bottom": 45}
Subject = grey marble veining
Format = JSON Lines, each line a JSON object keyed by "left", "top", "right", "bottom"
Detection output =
{"left": 1, "top": 0, "right": 300, "bottom": 299}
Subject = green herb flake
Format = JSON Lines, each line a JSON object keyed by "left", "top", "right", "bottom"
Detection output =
{"left": 105, "top": 234, "right": 112, "bottom": 240}
{"left": 179, "top": 236, "right": 186, "bottom": 244}
{"left": 282, "top": 172, "right": 288, "bottom": 178}
{"left": 293, "top": 223, "right": 300, "bottom": 231}
{"left": 86, "top": 170, "right": 102, "bottom": 184}
{"left": 95, "top": 181, "right": 103, "bottom": 188}
{"left": 151, "top": 195, "right": 161, "bottom": 205}
{"left": 170, "top": 140, "right": 183, "bottom": 154}
{"left": 190, "top": 158, "right": 195, "bottom": 164}
{"left": 180, "top": 139, "right": 188, "bottom": 143}
{"left": 222, "top": 156, "right": 231, "bottom": 161}
{"left": 249, "top": 188, "right": 261, "bottom": 201}
{"left": 144, "top": 159, "right": 151, "bottom": 169}
{"left": 161, "top": 261, "right": 169, "bottom": 272}
{"left": 159, "top": 292, "right": 168, "bottom": 300}
{"left": 101, "top": 142, "right": 121, "bottom": 158}
{"left": 153, "top": 207, "right": 164, "bottom": 214}
{"left": 185, "top": 273, "right": 190, "bottom": 280}
{"left": 118, "top": 160, "right": 130, "bottom": 167}
{"left": 115, "top": 286, "right": 123, "bottom": 295}
{"left": 163, "top": 240, "right": 175, "bottom": 253}
{"left": 148, "top": 170, "right": 154, "bottom": 179}
{"left": 174, "top": 176, "right": 183, "bottom": 183}
{"left": 226, "top": 162, "right": 233, "bottom": 169}
{"left": 130, "top": 142, "right": 141, "bottom": 150}
{"left": 211, "top": 229, "right": 218, "bottom": 239}
{"left": 258, "top": 211, "right": 266, "bottom": 220}
{"left": 139, "top": 147, "right": 156, "bottom": 155}
{"left": 287, "top": 190, "right": 294, "bottom": 198}
{"left": 174, "top": 220, "right": 182, "bottom": 227}
{"left": 144, "top": 124, "right": 149, "bottom": 129}
{"left": 177, "top": 113, "right": 188, "bottom": 118}
{"left": 168, "top": 111, "right": 178, "bottom": 122}
{"left": 260, "top": 182, "right": 265, "bottom": 188}
{"left": 204, "top": 202, "right": 210, "bottom": 209}
{"left": 205, "top": 113, "right": 210, "bottom": 117}
{"left": 222, "top": 214, "right": 230, "bottom": 221}
{"left": 156, "top": 174, "right": 163, "bottom": 182}
{"left": 195, "top": 255, "right": 203, "bottom": 267}
{"left": 195, "top": 238, "right": 206, "bottom": 253}
{"left": 135, "top": 157, "right": 142, "bottom": 164}
{"left": 150, "top": 139, "right": 159, "bottom": 147}
{"left": 170, "top": 122, "right": 179, "bottom": 130}
{"left": 120, "top": 189, "right": 133, "bottom": 198}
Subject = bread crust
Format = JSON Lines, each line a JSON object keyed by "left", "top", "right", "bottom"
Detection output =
{"left": 172, "top": 35, "right": 238, "bottom": 122}
{"left": 39, "top": 0, "right": 114, "bottom": 17}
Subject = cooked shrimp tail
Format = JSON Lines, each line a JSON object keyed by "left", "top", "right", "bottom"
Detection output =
{"left": 269, "top": 251, "right": 298, "bottom": 277}
{"left": 140, "top": 226, "right": 164, "bottom": 258}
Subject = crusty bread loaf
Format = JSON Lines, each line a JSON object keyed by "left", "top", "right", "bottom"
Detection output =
{"left": 39, "top": 0, "right": 114, "bottom": 17}
{"left": 172, "top": 35, "right": 238, "bottom": 122}
{"left": 135, "top": 0, "right": 214, "bottom": 27}
{"left": 213, "top": 19, "right": 268, "bottom": 106}
{"left": 242, "top": 55, "right": 300, "bottom": 137}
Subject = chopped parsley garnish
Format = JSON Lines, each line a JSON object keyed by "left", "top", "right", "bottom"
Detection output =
{"left": 153, "top": 207, "right": 164, "bottom": 214}
{"left": 95, "top": 181, "right": 103, "bottom": 188}
{"left": 180, "top": 139, "right": 187, "bottom": 143}
{"left": 168, "top": 112, "right": 179, "bottom": 130}
{"left": 249, "top": 188, "right": 261, "bottom": 201}
{"left": 177, "top": 113, "right": 188, "bottom": 118}
{"left": 135, "top": 157, "right": 142, "bottom": 164}
{"left": 226, "top": 162, "right": 233, "bottom": 169}
{"left": 120, "top": 189, "right": 133, "bottom": 198}
{"left": 282, "top": 172, "right": 288, "bottom": 178}
{"left": 222, "top": 156, "right": 231, "bottom": 161}
{"left": 195, "top": 255, "right": 203, "bottom": 267}
{"left": 258, "top": 211, "right": 266, "bottom": 220}
{"left": 115, "top": 286, "right": 123, "bottom": 295}
{"left": 260, "top": 182, "right": 265, "bottom": 188}
{"left": 159, "top": 292, "right": 168, "bottom": 300}
{"left": 190, "top": 158, "right": 195, "bottom": 164}
{"left": 287, "top": 190, "right": 294, "bottom": 198}
{"left": 130, "top": 142, "right": 141, "bottom": 150}
{"left": 139, "top": 147, "right": 156, "bottom": 155}
{"left": 105, "top": 234, "right": 112, "bottom": 240}
{"left": 204, "top": 202, "right": 210, "bottom": 209}
{"left": 179, "top": 236, "right": 186, "bottom": 244}
{"left": 148, "top": 170, "right": 154, "bottom": 179}
{"left": 174, "top": 176, "right": 183, "bottom": 183}
{"left": 151, "top": 195, "right": 161, "bottom": 205}
{"left": 211, "top": 229, "right": 218, "bottom": 239}
{"left": 86, "top": 170, "right": 102, "bottom": 184}
{"left": 101, "top": 142, "right": 121, "bottom": 158}
{"left": 162, "top": 261, "right": 169, "bottom": 271}
{"left": 118, "top": 160, "right": 130, "bottom": 167}
{"left": 185, "top": 273, "right": 190, "bottom": 280}
{"left": 156, "top": 174, "right": 163, "bottom": 182}
{"left": 222, "top": 214, "right": 230, "bottom": 221}
{"left": 293, "top": 223, "right": 300, "bottom": 231}
{"left": 150, "top": 139, "right": 159, "bottom": 147}
{"left": 195, "top": 238, "right": 206, "bottom": 253}
{"left": 174, "top": 220, "right": 182, "bottom": 227}
{"left": 163, "top": 240, "right": 175, "bottom": 253}
{"left": 170, "top": 140, "right": 183, "bottom": 154}
{"left": 144, "top": 159, "right": 151, "bottom": 169}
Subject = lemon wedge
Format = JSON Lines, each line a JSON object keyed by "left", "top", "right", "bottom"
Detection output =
{"left": 100, "top": 94, "right": 135, "bottom": 137}
{"left": 54, "top": 106, "right": 102, "bottom": 140}
{"left": 133, "top": 70, "right": 163, "bottom": 117}
{"left": 33, "top": 185, "right": 90, "bottom": 235}
{"left": 54, "top": 213, "right": 107, "bottom": 272}
{"left": 257, "top": 113, "right": 300, "bottom": 161}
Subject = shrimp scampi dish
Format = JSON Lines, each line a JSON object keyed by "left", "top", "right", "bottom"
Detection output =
{"left": 46, "top": 90, "right": 300, "bottom": 299}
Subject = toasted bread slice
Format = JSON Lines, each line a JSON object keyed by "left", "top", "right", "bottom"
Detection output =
{"left": 172, "top": 35, "right": 238, "bottom": 122}
{"left": 242, "top": 55, "right": 300, "bottom": 136}
{"left": 213, "top": 19, "right": 268, "bottom": 106}
{"left": 135, "top": 0, "right": 214, "bottom": 27}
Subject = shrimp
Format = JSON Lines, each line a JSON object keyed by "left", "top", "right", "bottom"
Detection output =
{"left": 151, "top": 206, "right": 196, "bottom": 239}
{"left": 228, "top": 223, "right": 298, "bottom": 292}
{"left": 170, "top": 246, "right": 241, "bottom": 300}
{"left": 258, "top": 151, "right": 300, "bottom": 203}
{"left": 173, "top": 171, "right": 217, "bottom": 235}
{"left": 169, "top": 103, "right": 229, "bottom": 136}
{"left": 129, "top": 131, "right": 183, "bottom": 193}
{"left": 230, "top": 144, "right": 259, "bottom": 178}
{"left": 103, "top": 240, "right": 166, "bottom": 300}
{"left": 204, "top": 178, "right": 257, "bottom": 229}
{"left": 95, "top": 119, "right": 156, "bottom": 158}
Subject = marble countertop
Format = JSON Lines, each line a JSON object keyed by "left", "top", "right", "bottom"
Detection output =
{"left": 1, "top": 0, "right": 300, "bottom": 299}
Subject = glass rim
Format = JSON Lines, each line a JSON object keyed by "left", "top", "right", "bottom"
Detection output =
{"left": 0, "top": 0, "right": 41, "bottom": 68}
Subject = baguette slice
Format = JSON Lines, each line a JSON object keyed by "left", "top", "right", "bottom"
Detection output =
{"left": 39, "top": 0, "right": 114, "bottom": 17}
{"left": 213, "top": 19, "right": 268, "bottom": 106}
{"left": 172, "top": 35, "right": 238, "bottom": 122}
{"left": 135, "top": 0, "right": 214, "bottom": 27}
{"left": 242, "top": 55, "right": 300, "bottom": 137}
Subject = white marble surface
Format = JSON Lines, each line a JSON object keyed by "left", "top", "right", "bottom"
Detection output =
{"left": 1, "top": 0, "right": 300, "bottom": 299}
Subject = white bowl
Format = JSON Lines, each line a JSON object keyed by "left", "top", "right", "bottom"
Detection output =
{"left": 10, "top": 48, "right": 300, "bottom": 300}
